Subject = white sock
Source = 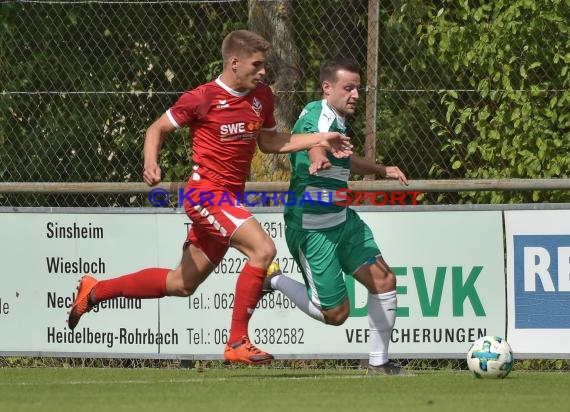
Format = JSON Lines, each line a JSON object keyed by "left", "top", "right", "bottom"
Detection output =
{"left": 368, "top": 290, "right": 397, "bottom": 366}
{"left": 272, "top": 275, "right": 325, "bottom": 322}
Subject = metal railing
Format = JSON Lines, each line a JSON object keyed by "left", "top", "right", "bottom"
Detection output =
{"left": 1, "top": 179, "right": 570, "bottom": 194}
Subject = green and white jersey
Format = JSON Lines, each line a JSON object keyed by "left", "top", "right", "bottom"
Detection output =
{"left": 284, "top": 99, "right": 350, "bottom": 231}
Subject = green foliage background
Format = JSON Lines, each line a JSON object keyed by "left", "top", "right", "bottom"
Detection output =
{"left": 417, "top": 0, "right": 570, "bottom": 203}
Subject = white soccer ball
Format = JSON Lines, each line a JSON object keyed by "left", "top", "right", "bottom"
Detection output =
{"left": 466, "top": 336, "right": 514, "bottom": 379}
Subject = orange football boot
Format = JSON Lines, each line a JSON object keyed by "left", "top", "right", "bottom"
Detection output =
{"left": 67, "top": 275, "right": 98, "bottom": 330}
{"left": 224, "top": 336, "right": 274, "bottom": 365}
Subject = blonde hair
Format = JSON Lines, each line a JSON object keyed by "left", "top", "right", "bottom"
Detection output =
{"left": 221, "top": 30, "right": 270, "bottom": 63}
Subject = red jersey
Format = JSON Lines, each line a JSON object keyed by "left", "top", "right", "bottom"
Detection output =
{"left": 167, "top": 77, "right": 277, "bottom": 192}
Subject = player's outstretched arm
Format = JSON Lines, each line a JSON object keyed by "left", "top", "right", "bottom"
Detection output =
{"left": 143, "top": 113, "right": 176, "bottom": 186}
{"left": 257, "top": 130, "right": 352, "bottom": 158}
{"left": 349, "top": 155, "right": 409, "bottom": 186}
{"left": 307, "top": 147, "right": 331, "bottom": 174}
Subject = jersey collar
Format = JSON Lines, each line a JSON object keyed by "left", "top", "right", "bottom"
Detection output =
{"left": 215, "top": 76, "right": 251, "bottom": 97}
{"left": 324, "top": 100, "right": 346, "bottom": 130}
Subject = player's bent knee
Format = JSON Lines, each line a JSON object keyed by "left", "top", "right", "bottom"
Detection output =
{"left": 261, "top": 240, "right": 277, "bottom": 259}
{"left": 326, "top": 315, "right": 348, "bottom": 326}
{"left": 384, "top": 272, "right": 397, "bottom": 291}
{"left": 170, "top": 284, "right": 197, "bottom": 297}
{"left": 323, "top": 305, "right": 349, "bottom": 326}
{"left": 370, "top": 272, "right": 397, "bottom": 294}
{"left": 180, "top": 286, "right": 197, "bottom": 297}
{"left": 251, "top": 240, "right": 277, "bottom": 266}
{"left": 166, "top": 273, "right": 200, "bottom": 297}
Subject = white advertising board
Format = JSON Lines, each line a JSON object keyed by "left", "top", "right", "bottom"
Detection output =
{"left": 505, "top": 210, "right": 570, "bottom": 356}
{"left": 0, "top": 208, "right": 504, "bottom": 359}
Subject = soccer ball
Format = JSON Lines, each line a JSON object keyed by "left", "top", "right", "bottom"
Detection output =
{"left": 266, "top": 261, "right": 282, "bottom": 276}
{"left": 466, "top": 336, "right": 514, "bottom": 379}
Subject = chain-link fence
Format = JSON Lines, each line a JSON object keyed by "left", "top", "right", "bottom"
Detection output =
{"left": 1, "top": 0, "right": 569, "bottom": 207}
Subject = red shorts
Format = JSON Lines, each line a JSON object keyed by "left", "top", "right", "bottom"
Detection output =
{"left": 182, "top": 184, "right": 253, "bottom": 266}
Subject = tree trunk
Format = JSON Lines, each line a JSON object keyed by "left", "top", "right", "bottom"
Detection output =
{"left": 248, "top": 0, "right": 302, "bottom": 182}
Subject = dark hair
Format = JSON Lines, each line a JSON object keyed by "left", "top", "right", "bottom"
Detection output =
{"left": 319, "top": 57, "right": 360, "bottom": 84}
{"left": 221, "top": 30, "right": 270, "bottom": 62}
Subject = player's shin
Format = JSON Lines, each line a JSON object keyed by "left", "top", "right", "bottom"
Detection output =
{"left": 367, "top": 290, "right": 397, "bottom": 366}
{"left": 228, "top": 262, "right": 266, "bottom": 343}
{"left": 93, "top": 268, "right": 169, "bottom": 302}
{"left": 272, "top": 275, "right": 325, "bottom": 322}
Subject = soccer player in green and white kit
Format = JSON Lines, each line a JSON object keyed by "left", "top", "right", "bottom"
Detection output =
{"left": 264, "top": 57, "right": 409, "bottom": 375}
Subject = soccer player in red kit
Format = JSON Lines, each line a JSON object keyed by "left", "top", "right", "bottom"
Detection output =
{"left": 66, "top": 30, "right": 352, "bottom": 364}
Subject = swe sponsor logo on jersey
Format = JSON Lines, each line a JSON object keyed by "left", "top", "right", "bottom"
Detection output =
{"left": 219, "top": 121, "right": 262, "bottom": 141}
{"left": 220, "top": 122, "right": 246, "bottom": 135}
{"left": 513, "top": 234, "right": 570, "bottom": 328}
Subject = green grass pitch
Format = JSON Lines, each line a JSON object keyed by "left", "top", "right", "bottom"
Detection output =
{"left": 1, "top": 368, "right": 569, "bottom": 412}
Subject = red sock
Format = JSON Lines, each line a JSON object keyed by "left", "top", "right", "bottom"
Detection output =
{"left": 93, "top": 268, "right": 169, "bottom": 302}
{"left": 228, "top": 263, "right": 266, "bottom": 344}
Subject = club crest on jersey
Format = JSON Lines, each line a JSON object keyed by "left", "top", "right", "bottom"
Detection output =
{"left": 252, "top": 97, "right": 262, "bottom": 117}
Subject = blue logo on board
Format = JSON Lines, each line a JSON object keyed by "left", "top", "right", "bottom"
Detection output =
{"left": 513, "top": 235, "right": 570, "bottom": 329}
